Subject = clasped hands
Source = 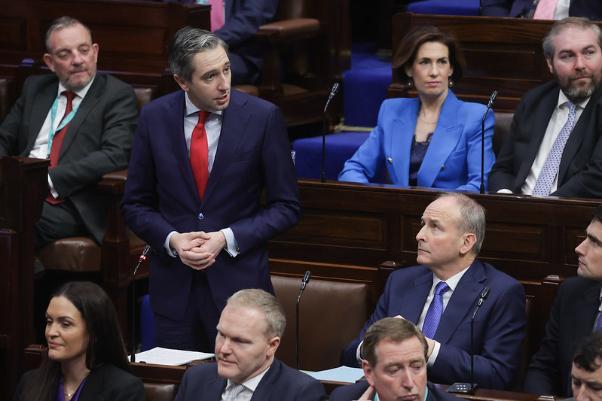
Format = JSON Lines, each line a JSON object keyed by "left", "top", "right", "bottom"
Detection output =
{"left": 169, "top": 231, "right": 226, "bottom": 270}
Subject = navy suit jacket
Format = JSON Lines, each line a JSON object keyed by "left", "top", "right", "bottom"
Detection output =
{"left": 524, "top": 277, "right": 601, "bottom": 397}
{"left": 480, "top": 0, "right": 602, "bottom": 18}
{"left": 341, "top": 261, "right": 526, "bottom": 390}
{"left": 121, "top": 89, "right": 300, "bottom": 320}
{"left": 174, "top": 359, "right": 326, "bottom": 401}
{"left": 338, "top": 91, "right": 495, "bottom": 192}
{"left": 0, "top": 74, "right": 137, "bottom": 243}
{"left": 330, "top": 380, "right": 460, "bottom": 401}
{"left": 488, "top": 81, "right": 602, "bottom": 198}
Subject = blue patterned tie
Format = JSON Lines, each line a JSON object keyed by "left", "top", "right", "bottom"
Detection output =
{"left": 422, "top": 281, "right": 450, "bottom": 338}
{"left": 532, "top": 101, "right": 577, "bottom": 196}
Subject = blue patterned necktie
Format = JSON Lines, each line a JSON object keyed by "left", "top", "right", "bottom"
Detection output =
{"left": 422, "top": 281, "right": 450, "bottom": 338}
{"left": 532, "top": 101, "right": 577, "bottom": 196}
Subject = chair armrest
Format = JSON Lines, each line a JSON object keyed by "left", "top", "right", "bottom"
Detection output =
{"left": 97, "top": 169, "right": 128, "bottom": 195}
{"left": 256, "top": 18, "right": 320, "bottom": 43}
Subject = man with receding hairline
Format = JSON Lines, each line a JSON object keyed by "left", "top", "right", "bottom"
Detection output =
{"left": 342, "top": 193, "right": 526, "bottom": 390}
{"left": 174, "top": 289, "right": 326, "bottom": 401}
{"left": 0, "top": 15, "right": 137, "bottom": 246}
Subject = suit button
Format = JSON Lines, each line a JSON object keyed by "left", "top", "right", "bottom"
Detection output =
{"left": 198, "top": 213, "right": 204, "bottom": 220}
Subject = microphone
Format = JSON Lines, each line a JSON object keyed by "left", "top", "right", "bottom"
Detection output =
{"left": 321, "top": 83, "right": 341, "bottom": 182}
{"left": 448, "top": 287, "right": 490, "bottom": 394}
{"left": 480, "top": 90, "right": 497, "bottom": 194}
{"left": 296, "top": 270, "right": 312, "bottom": 369}
{"left": 130, "top": 245, "right": 151, "bottom": 363}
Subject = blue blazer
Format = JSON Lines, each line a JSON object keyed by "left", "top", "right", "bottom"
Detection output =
{"left": 341, "top": 261, "right": 526, "bottom": 390}
{"left": 122, "top": 89, "right": 300, "bottom": 320}
{"left": 174, "top": 359, "right": 326, "bottom": 401}
{"left": 338, "top": 91, "right": 495, "bottom": 192}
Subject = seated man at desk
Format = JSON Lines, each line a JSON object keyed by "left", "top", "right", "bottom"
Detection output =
{"left": 489, "top": 17, "right": 602, "bottom": 198}
{"left": 174, "top": 288, "right": 326, "bottom": 401}
{"left": 570, "top": 333, "right": 602, "bottom": 401}
{"left": 524, "top": 206, "right": 602, "bottom": 397}
{"left": 341, "top": 193, "right": 526, "bottom": 390}
{"left": 481, "top": 0, "right": 602, "bottom": 20}
{"left": 331, "top": 318, "right": 460, "bottom": 401}
{"left": 0, "top": 16, "right": 137, "bottom": 247}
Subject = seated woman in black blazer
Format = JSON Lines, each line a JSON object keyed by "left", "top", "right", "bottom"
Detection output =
{"left": 13, "top": 281, "right": 145, "bottom": 401}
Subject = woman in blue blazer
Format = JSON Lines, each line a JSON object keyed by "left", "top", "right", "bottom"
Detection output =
{"left": 339, "top": 26, "right": 495, "bottom": 192}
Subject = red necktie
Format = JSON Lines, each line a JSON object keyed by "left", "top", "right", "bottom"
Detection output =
{"left": 190, "top": 111, "right": 209, "bottom": 200}
{"left": 46, "top": 90, "right": 76, "bottom": 205}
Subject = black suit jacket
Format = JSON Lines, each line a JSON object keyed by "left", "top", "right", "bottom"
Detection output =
{"left": 488, "top": 81, "right": 602, "bottom": 198}
{"left": 0, "top": 73, "right": 137, "bottom": 243}
{"left": 174, "top": 358, "right": 326, "bottom": 401}
{"left": 480, "top": 0, "right": 602, "bottom": 19}
{"left": 523, "top": 277, "right": 601, "bottom": 397}
{"left": 330, "top": 380, "right": 460, "bottom": 401}
{"left": 13, "top": 364, "right": 145, "bottom": 401}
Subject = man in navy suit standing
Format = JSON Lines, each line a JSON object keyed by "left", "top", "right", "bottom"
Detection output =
{"left": 122, "top": 27, "right": 299, "bottom": 352}
{"left": 341, "top": 193, "right": 526, "bottom": 390}
{"left": 174, "top": 289, "right": 326, "bottom": 401}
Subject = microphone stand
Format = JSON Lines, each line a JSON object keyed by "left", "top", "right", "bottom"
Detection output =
{"left": 130, "top": 245, "right": 150, "bottom": 363}
{"left": 296, "top": 270, "right": 312, "bottom": 369}
{"left": 480, "top": 90, "right": 497, "bottom": 194}
{"left": 321, "top": 83, "right": 340, "bottom": 182}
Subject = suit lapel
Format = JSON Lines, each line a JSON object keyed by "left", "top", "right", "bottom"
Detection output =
{"left": 27, "top": 81, "right": 57, "bottom": 155}
{"left": 58, "top": 76, "right": 104, "bottom": 159}
{"left": 515, "top": 89, "right": 558, "bottom": 188}
{"left": 208, "top": 375, "right": 228, "bottom": 401}
{"left": 203, "top": 91, "right": 249, "bottom": 204}
{"left": 250, "top": 360, "right": 280, "bottom": 401}
{"left": 418, "top": 92, "right": 462, "bottom": 188}
{"left": 434, "top": 260, "right": 485, "bottom": 344}
{"left": 392, "top": 269, "right": 432, "bottom": 323}
{"left": 558, "top": 90, "right": 602, "bottom": 184}
{"left": 388, "top": 100, "right": 419, "bottom": 186}
{"left": 574, "top": 281, "right": 600, "bottom": 338}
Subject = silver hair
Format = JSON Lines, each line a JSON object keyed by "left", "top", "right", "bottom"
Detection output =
{"left": 45, "top": 16, "right": 92, "bottom": 52}
{"left": 226, "top": 289, "right": 286, "bottom": 338}
{"left": 168, "top": 26, "right": 228, "bottom": 82}
{"left": 437, "top": 192, "right": 486, "bottom": 254}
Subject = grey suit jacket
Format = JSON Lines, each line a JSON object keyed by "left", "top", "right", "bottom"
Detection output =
{"left": 0, "top": 73, "right": 137, "bottom": 243}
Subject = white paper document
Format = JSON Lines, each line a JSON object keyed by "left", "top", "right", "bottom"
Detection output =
{"left": 303, "top": 366, "right": 364, "bottom": 383}
{"left": 132, "top": 347, "right": 214, "bottom": 366}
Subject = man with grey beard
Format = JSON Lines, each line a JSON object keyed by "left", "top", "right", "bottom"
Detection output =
{"left": 489, "top": 17, "right": 602, "bottom": 198}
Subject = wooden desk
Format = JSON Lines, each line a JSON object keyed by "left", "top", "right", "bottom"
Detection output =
{"left": 0, "top": 157, "right": 48, "bottom": 401}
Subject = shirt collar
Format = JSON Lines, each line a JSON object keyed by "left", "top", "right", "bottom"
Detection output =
{"left": 375, "top": 385, "right": 429, "bottom": 401}
{"left": 57, "top": 75, "right": 95, "bottom": 99}
{"left": 226, "top": 365, "right": 270, "bottom": 393}
{"left": 557, "top": 90, "right": 590, "bottom": 110}
{"left": 432, "top": 265, "right": 470, "bottom": 292}
{"left": 184, "top": 92, "right": 223, "bottom": 118}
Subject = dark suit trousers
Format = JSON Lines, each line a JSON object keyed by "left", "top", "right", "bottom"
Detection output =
{"left": 154, "top": 270, "right": 221, "bottom": 352}
{"left": 35, "top": 200, "right": 88, "bottom": 248}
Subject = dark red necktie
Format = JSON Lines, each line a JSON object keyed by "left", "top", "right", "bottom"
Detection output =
{"left": 190, "top": 111, "right": 209, "bottom": 200}
{"left": 46, "top": 90, "right": 75, "bottom": 205}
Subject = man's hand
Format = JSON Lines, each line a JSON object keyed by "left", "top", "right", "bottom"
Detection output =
{"left": 169, "top": 231, "right": 214, "bottom": 270}
{"left": 197, "top": 231, "right": 226, "bottom": 260}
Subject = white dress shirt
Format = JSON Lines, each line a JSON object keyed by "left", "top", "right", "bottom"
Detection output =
{"left": 30, "top": 78, "right": 95, "bottom": 198}
{"left": 220, "top": 367, "right": 270, "bottom": 401}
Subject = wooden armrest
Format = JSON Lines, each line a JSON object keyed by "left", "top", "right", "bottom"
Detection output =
{"left": 256, "top": 18, "right": 320, "bottom": 43}
{"left": 98, "top": 169, "right": 128, "bottom": 195}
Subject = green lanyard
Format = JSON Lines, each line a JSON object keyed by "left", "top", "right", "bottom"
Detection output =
{"left": 47, "top": 93, "right": 79, "bottom": 157}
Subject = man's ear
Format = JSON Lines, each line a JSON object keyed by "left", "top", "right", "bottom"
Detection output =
{"left": 362, "top": 359, "right": 375, "bottom": 387}
{"left": 459, "top": 233, "right": 477, "bottom": 256}
{"left": 266, "top": 336, "right": 280, "bottom": 358}
{"left": 173, "top": 74, "right": 189, "bottom": 92}
{"left": 43, "top": 53, "right": 55, "bottom": 72}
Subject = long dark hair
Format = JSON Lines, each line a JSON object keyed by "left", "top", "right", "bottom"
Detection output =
{"left": 20, "top": 281, "right": 129, "bottom": 401}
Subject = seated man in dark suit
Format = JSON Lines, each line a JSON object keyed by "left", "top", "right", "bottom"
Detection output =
{"left": 331, "top": 318, "right": 460, "bottom": 401}
{"left": 570, "top": 333, "right": 602, "bottom": 401}
{"left": 0, "top": 16, "right": 137, "bottom": 247}
{"left": 174, "top": 288, "right": 326, "bottom": 401}
{"left": 341, "top": 193, "right": 526, "bottom": 390}
{"left": 481, "top": 0, "right": 602, "bottom": 20}
{"left": 489, "top": 17, "right": 602, "bottom": 198}
{"left": 524, "top": 206, "right": 602, "bottom": 397}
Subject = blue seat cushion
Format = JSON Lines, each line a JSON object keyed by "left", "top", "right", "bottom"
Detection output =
{"left": 406, "top": 0, "right": 480, "bottom": 15}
